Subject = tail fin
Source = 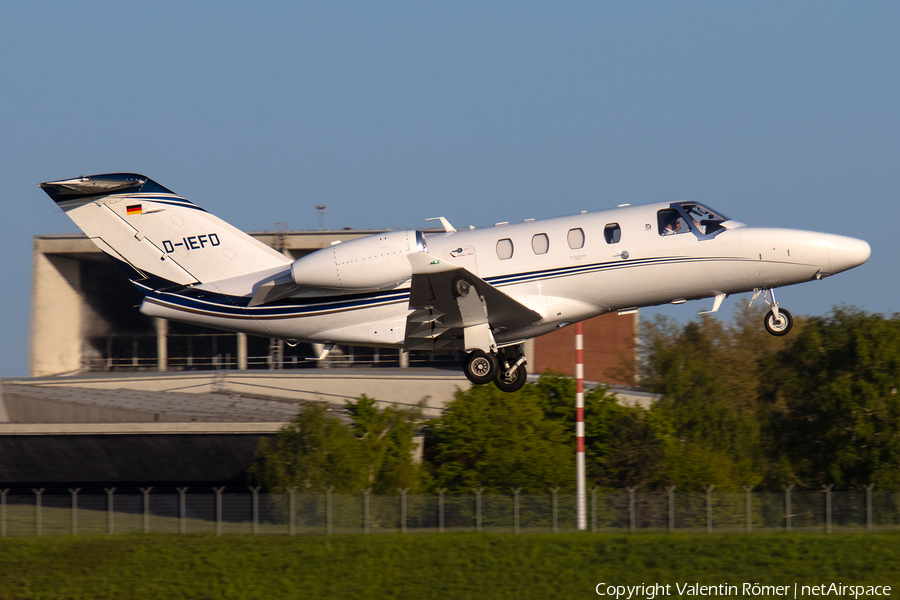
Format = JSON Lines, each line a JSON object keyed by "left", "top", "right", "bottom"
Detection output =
{"left": 39, "top": 173, "right": 290, "bottom": 289}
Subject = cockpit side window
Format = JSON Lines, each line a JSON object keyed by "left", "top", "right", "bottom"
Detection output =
{"left": 657, "top": 209, "right": 689, "bottom": 236}
{"left": 679, "top": 203, "right": 728, "bottom": 235}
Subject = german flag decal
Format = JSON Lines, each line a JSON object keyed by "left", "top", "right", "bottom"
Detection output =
{"left": 126, "top": 204, "right": 142, "bottom": 216}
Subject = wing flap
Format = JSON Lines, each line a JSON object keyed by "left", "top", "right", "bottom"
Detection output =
{"left": 404, "top": 253, "right": 542, "bottom": 351}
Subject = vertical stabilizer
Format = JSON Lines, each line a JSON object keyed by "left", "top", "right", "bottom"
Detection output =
{"left": 40, "top": 173, "right": 290, "bottom": 289}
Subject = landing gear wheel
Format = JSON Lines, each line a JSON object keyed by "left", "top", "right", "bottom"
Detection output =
{"left": 764, "top": 308, "right": 793, "bottom": 336}
{"left": 464, "top": 350, "right": 498, "bottom": 385}
{"left": 494, "top": 364, "right": 528, "bottom": 393}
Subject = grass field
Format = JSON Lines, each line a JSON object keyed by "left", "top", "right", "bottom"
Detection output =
{"left": 0, "top": 532, "right": 897, "bottom": 600}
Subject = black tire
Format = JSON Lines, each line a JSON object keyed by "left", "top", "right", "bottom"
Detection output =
{"left": 464, "top": 350, "right": 498, "bottom": 385}
{"left": 494, "top": 364, "right": 528, "bottom": 393}
{"left": 764, "top": 308, "right": 793, "bottom": 336}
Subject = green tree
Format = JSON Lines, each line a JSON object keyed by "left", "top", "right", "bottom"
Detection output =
{"left": 638, "top": 305, "right": 784, "bottom": 491}
{"left": 345, "top": 395, "right": 426, "bottom": 493}
{"left": 763, "top": 308, "right": 900, "bottom": 489}
{"left": 424, "top": 383, "right": 573, "bottom": 493}
{"left": 250, "top": 402, "right": 367, "bottom": 493}
{"left": 250, "top": 397, "right": 425, "bottom": 493}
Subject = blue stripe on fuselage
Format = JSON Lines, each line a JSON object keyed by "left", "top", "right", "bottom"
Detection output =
{"left": 142, "top": 255, "right": 755, "bottom": 321}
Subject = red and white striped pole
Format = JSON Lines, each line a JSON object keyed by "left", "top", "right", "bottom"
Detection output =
{"left": 575, "top": 322, "right": 586, "bottom": 530}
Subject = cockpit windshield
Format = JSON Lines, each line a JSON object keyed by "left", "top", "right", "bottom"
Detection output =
{"left": 677, "top": 203, "right": 729, "bottom": 236}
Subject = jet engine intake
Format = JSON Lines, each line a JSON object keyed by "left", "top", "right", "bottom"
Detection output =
{"left": 290, "top": 229, "right": 426, "bottom": 290}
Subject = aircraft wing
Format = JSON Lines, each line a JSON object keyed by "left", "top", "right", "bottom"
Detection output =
{"left": 404, "top": 253, "right": 542, "bottom": 351}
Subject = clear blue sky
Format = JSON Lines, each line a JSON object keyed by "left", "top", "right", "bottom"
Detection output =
{"left": 1, "top": 2, "right": 898, "bottom": 377}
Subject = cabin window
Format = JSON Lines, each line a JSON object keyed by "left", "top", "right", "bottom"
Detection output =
{"left": 531, "top": 233, "right": 549, "bottom": 255}
{"left": 603, "top": 224, "right": 621, "bottom": 244}
{"left": 496, "top": 238, "right": 514, "bottom": 260}
{"left": 657, "top": 209, "right": 689, "bottom": 236}
{"left": 567, "top": 228, "right": 585, "bottom": 249}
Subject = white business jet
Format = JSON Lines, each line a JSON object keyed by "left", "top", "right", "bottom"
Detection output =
{"left": 40, "top": 174, "right": 870, "bottom": 392}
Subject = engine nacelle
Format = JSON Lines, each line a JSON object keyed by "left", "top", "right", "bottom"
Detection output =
{"left": 291, "top": 229, "right": 427, "bottom": 290}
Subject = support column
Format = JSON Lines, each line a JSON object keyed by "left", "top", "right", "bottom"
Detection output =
{"left": 0, "top": 490, "right": 6, "bottom": 537}
{"left": 29, "top": 249, "right": 83, "bottom": 376}
{"left": 704, "top": 485, "right": 715, "bottom": 533}
{"left": 627, "top": 486, "right": 636, "bottom": 532}
{"left": 0, "top": 379, "right": 9, "bottom": 423}
{"left": 69, "top": 488, "right": 80, "bottom": 535}
{"left": 474, "top": 488, "right": 484, "bottom": 532}
{"left": 250, "top": 487, "right": 260, "bottom": 535}
{"left": 399, "top": 488, "right": 409, "bottom": 534}
{"left": 399, "top": 349, "right": 410, "bottom": 368}
{"left": 512, "top": 488, "right": 521, "bottom": 535}
{"left": 33, "top": 488, "right": 44, "bottom": 536}
{"left": 667, "top": 486, "right": 676, "bottom": 532}
{"left": 363, "top": 488, "right": 371, "bottom": 534}
{"left": 140, "top": 487, "right": 152, "bottom": 533}
{"left": 237, "top": 333, "right": 247, "bottom": 370}
{"left": 743, "top": 485, "right": 754, "bottom": 533}
{"left": 522, "top": 338, "right": 535, "bottom": 370}
{"left": 214, "top": 487, "right": 225, "bottom": 536}
{"left": 156, "top": 319, "right": 168, "bottom": 372}
{"left": 105, "top": 487, "right": 116, "bottom": 535}
{"left": 866, "top": 484, "right": 874, "bottom": 533}
{"left": 783, "top": 484, "right": 794, "bottom": 532}
{"left": 177, "top": 487, "right": 188, "bottom": 534}
{"left": 575, "top": 323, "right": 586, "bottom": 530}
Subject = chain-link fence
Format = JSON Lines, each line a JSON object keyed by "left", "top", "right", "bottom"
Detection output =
{"left": 1, "top": 487, "right": 898, "bottom": 537}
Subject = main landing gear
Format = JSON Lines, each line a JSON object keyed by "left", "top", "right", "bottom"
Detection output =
{"left": 750, "top": 288, "right": 794, "bottom": 337}
{"left": 463, "top": 345, "right": 528, "bottom": 393}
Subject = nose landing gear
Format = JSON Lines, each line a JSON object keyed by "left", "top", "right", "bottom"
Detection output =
{"left": 750, "top": 288, "right": 794, "bottom": 336}
{"left": 463, "top": 345, "right": 529, "bottom": 392}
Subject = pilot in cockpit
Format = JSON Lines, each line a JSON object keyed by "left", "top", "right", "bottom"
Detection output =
{"left": 661, "top": 212, "right": 683, "bottom": 236}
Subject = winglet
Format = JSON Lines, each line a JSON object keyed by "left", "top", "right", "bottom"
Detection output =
{"left": 425, "top": 217, "right": 457, "bottom": 233}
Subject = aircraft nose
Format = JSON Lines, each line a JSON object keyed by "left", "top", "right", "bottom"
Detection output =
{"left": 825, "top": 234, "right": 871, "bottom": 274}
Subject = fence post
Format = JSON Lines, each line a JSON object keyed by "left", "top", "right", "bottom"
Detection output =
{"left": 549, "top": 487, "right": 560, "bottom": 533}
{"left": 626, "top": 486, "right": 636, "bottom": 532}
{"left": 438, "top": 489, "right": 445, "bottom": 533}
{"left": 591, "top": 487, "right": 598, "bottom": 533}
{"left": 32, "top": 488, "right": 44, "bottom": 536}
{"left": 325, "top": 486, "right": 334, "bottom": 535}
{"left": 866, "top": 484, "right": 874, "bottom": 533}
{"left": 743, "top": 486, "right": 754, "bottom": 533}
{"left": 139, "top": 487, "right": 152, "bottom": 534}
{"left": 783, "top": 484, "right": 794, "bottom": 532}
{"left": 213, "top": 487, "right": 225, "bottom": 536}
{"left": 104, "top": 488, "right": 116, "bottom": 535}
{"left": 69, "top": 488, "right": 81, "bottom": 535}
{"left": 177, "top": 487, "right": 188, "bottom": 534}
{"left": 511, "top": 488, "right": 521, "bottom": 535}
{"left": 399, "top": 488, "right": 409, "bottom": 533}
{"left": 666, "top": 486, "right": 676, "bottom": 532}
{"left": 822, "top": 484, "right": 833, "bottom": 534}
{"left": 249, "top": 487, "right": 260, "bottom": 535}
{"left": 0, "top": 489, "right": 7, "bottom": 537}
{"left": 362, "top": 488, "right": 371, "bottom": 534}
{"left": 473, "top": 488, "right": 484, "bottom": 532}
{"left": 288, "top": 487, "right": 296, "bottom": 536}
{"left": 703, "top": 486, "right": 715, "bottom": 533}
